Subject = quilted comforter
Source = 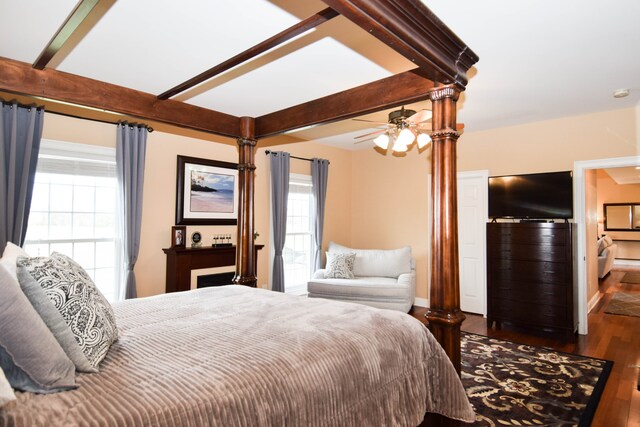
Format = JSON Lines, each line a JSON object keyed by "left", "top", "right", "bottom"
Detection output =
{"left": 1, "top": 285, "right": 474, "bottom": 426}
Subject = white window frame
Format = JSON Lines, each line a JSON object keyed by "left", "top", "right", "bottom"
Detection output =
{"left": 282, "top": 173, "right": 314, "bottom": 294}
{"left": 24, "top": 139, "right": 121, "bottom": 301}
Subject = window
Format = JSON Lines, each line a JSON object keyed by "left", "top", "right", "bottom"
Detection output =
{"left": 24, "top": 140, "right": 120, "bottom": 301}
{"left": 283, "top": 174, "right": 314, "bottom": 294}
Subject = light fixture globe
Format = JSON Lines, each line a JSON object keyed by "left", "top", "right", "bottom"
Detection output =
{"left": 373, "top": 133, "right": 390, "bottom": 149}
{"left": 417, "top": 132, "right": 431, "bottom": 148}
{"left": 396, "top": 128, "right": 415, "bottom": 147}
{"left": 392, "top": 139, "right": 409, "bottom": 152}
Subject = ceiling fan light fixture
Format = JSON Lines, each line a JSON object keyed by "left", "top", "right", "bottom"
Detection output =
{"left": 374, "top": 133, "right": 390, "bottom": 149}
{"left": 396, "top": 128, "right": 415, "bottom": 147}
{"left": 417, "top": 132, "right": 431, "bottom": 148}
{"left": 392, "top": 139, "right": 409, "bottom": 152}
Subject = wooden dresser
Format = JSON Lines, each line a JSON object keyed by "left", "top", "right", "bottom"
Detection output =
{"left": 486, "top": 222, "right": 577, "bottom": 338}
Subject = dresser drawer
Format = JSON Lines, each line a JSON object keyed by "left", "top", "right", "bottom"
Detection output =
{"left": 489, "top": 259, "right": 567, "bottom": 284}
{"left": 488, "top": 243, "right": 568, "bottom": 262}
{"left": 488, "top": 281, "right": 568, "bottom": 306}
{"left": 490, "top": 298, "right": 568, "bottom": 328}
{"left": 487, "top": 223, "right": 569, "bottom": 245}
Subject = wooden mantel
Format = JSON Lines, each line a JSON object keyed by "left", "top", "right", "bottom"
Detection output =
{"left": 162, "top": 245, "right": 263, "bottom": 293}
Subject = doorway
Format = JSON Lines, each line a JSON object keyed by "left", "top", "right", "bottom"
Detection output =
{"left": 574, "top": 155, "right": 640, "bottom": 334}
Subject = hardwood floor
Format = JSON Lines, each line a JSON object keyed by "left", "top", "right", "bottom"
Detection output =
{"left": 410, "top": 268, "right": 640, "bottom": 426}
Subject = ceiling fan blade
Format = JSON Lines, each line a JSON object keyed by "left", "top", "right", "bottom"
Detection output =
{"left": 351, "top": 118, "right": 389, "bottom": 125}
{"left": 408, "top": 109, "right": 432, "bottom": 124}
{"left": 353, "top": 137, "right": 376, "bottom": 144}
{"left": 354, "top": 129, "right": 386, "bottom": 139}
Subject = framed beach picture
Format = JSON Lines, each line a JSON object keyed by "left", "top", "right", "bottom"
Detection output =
{"left": 176, "top": 155, "right": 239, "bottom": 225}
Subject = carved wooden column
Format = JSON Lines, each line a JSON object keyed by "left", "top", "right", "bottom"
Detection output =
{"left": 425, "top": 85, "right": 465, "bottom": 375}
{"left": 233, "top": 116, "right": 257, "bottom": 287}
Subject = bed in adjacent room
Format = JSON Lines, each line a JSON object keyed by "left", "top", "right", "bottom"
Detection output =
{"left": 1, "top": 286, "right": 474, "bottom": 426}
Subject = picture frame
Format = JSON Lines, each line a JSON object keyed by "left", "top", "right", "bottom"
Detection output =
{"left": 176, "top": 155, "right": 239, "bottom": 225}
{"left": 171, "top": 225, "right": 187, "bottom": 248}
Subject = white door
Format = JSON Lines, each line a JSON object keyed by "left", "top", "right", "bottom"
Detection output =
{"left": 457, "top": 171, "right": 488, "bottom": 315}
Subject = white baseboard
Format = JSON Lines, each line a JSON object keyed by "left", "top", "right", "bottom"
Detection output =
{"left": 614, "top": 259, "right": 640, "bottom": 267}
{"left": 414, "top": 297, "right": 429, "bottom": 308}
{"left": 588, "top": 291, "right": 603, "bottom": 313}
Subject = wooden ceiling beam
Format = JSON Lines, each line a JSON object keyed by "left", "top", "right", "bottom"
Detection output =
{"left": 254, "top": 70, "right": 435, "bottom": 139}
{"left": 33, "top": 0, "right": 99, "bottom": 70}
{"left": 320, "top": 0, "right": 478, "bottom": 88}
{"left": 158, "top": 7, "right": 339, "bottom": 100}
{"left": 0, "top": 57, "right": 240, "bottom": 137}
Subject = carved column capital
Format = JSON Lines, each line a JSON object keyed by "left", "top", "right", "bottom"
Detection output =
{"left": 237, "top": 137, "right": 257, "bottom": 147}
{"left": 428, "top": 85, "right": 460, "bottom": 102}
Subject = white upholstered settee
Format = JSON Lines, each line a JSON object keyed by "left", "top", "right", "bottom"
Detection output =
{"left": 307, "top": 242, "right": 416, "bottom": 313}
{"left": 597, "top": 235, "right": 617, "bottom": 279}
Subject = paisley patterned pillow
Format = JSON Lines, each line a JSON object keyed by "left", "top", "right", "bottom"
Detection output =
{"left": 325, "top": 252, "right": 356, "bottom": 279}
{"left": 17, "top": 252, "right": 118, "bottom": 370}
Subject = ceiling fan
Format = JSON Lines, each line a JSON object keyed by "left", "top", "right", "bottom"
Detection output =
{"left": 353, "top": 106, "right": 433, "bottom": 152}
{"left": 353, "top": 106, "right": 464, "bottom": 152}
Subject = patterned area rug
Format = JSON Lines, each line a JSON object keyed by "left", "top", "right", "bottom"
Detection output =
{"left": 462, "top": 333, "right": 612, "bottom": 426}
{"left": 604, "top": 292, "right": 640, "bottom": 317}
{"left": 619, "top": 272, "right": 640, "bottom": 284}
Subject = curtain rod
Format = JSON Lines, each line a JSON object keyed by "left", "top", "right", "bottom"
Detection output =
{"left": 264, "top": 150, "right": 330, "bottom": 164}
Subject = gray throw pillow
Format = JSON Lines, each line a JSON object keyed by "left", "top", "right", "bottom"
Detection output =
{"left": 0, "top": 265, "right": 76, "bottom": 393}
{"left": 17, "top": 266, "right": 97, "bottom": 373}
{"left": 17, "top": 252, "right": 119, "bottom": 370}
{"left": 325, "top": 252, "right": 356, "bottom": 279}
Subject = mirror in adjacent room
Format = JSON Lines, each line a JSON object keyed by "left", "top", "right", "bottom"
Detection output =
{"left": 604, "top": 203, "right": 640, "bottom": 230}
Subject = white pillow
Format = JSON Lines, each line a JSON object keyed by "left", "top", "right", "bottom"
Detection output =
{"left": 328, "top": 242, "right": 412, "bottom": 278}
{"left": 0, "top": 242, "right": 29, "bottom": 281}
{"left": 325, "top": 252, "right": 356, "bottom": 279}
{"left": 0, "top": 366, "right": 16, "bottom": 408}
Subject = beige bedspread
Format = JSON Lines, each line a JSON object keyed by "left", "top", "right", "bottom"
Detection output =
{"left": 1, "top": 286, "right": 474, "bottom": 426}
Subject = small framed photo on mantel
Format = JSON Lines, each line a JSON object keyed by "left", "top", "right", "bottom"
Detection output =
{"left": 176, "top": 155, "right": 239, "bottom": 225}
{"left": 171, "top": 225, "right": 186, "bottom": 248}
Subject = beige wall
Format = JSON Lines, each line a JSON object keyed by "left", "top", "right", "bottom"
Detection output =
{"left": 458, "top": 107, "right": 638, "bottom": 175}
{"left": 349, "top": 107, "right": 639, "bottom": 302}
{"left": 350, "top": 149, "right": 432, "bottom": 300}
{"left": 41, "top": 105, "right": 639, "bottom": 304}
{"left": 254, "top": 143, "right": 353, "bottom": 288}
{"left": 42, "top": 113, "right": 352, "bottom": 296}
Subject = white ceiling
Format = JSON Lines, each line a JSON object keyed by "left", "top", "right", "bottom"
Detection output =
{"left": 1, "top": 0, "right": 639, "bottom": 150}
{"left": 604, "top": 167, "right": 640, "bottom": 185}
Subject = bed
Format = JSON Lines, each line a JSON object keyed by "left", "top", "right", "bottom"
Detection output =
{"left": 0, "top": 0, "right": 479, "bottom": 425}
{"left": 1, "top": 286, "right": 474, "bottom": 426}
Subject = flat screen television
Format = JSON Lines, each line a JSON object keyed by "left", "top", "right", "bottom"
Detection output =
{"left": 488, "top": 171, "right": 573, "bottom": 220}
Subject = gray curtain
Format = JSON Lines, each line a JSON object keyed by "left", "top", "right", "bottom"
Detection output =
{"left": 116, "top": 123, "right": 148, "bottom": 300}
{"left": 270, "top": 152, "right": 290, "bottom": 292}
{"left": 311, "top": 158, "right": 329, "bottom": 271}
{"left": 0, "top": 102, "right": 44, "bottom": 250}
